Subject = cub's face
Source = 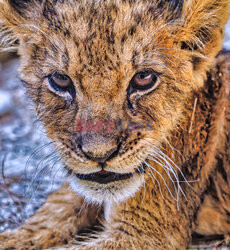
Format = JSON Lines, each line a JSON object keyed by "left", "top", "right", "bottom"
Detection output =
{"left": 0, "top": 0, "right": 228, "bottom": 204}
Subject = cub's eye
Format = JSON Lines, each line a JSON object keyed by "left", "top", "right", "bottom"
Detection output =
{"left": 49, "top": 72, "right": 73, "bottom": 91}
{"left": 130, "top": 70, "right": 158, "bottom": 91}
{"left": 48, "top": 72, "right": 76, "bottom": 100}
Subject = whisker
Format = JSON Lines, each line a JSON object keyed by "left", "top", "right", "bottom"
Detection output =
{"left": 139, "top": 163, "right": 146, "bottom": 205}
{"left": 146, "top": 146, "right": 188, "bottom": 204}
{"left": 147, "top": 155, "right": 182, "bottom": 206}
{"left": 134, "top": 163, "right": 146, "bottom": 205}
{"left": 146, "top": 167, "right": 165, "bottom": 200}
{"left": 138, "top": 137, "right": 197, "bottom": 208}
{"left": 1, "top": 154, "right": 25, "bottom": 224}
{"left": 135, "top": 19, "right": 184, "bottom": 53}
{"left": 24, "top": 141, "right": 55, "bottom": 182}
{"left": 143, "top": 138, "right": 193, "bottom": 188}
{"left": 26, "top": 150, "right": 60, "bottom": 199}
{"left": 148, "top": 155, "right": 179, "bottom": 196}
{"left": 20, "top": 24, "right": 66, "bottom": 54}
{"left": 49, "top": 158, "right": 64, "bottom": 188}
{"left": 144, "top": 160, "right": 177, "bottom": 201}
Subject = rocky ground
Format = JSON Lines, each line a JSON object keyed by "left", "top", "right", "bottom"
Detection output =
{"left": 0, "top": 19, "right": 229, "bottom": 248}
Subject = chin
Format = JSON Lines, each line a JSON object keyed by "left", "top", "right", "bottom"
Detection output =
{"left": 68, "top": 173, "right": 145, "bottom": 205}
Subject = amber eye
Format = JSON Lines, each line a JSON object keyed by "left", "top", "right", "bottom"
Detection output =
{"left": 130, "top": 70, "right": 158, "bottom": 91}
{"left": 48, "top": 72, "right": 76, "bottom": 99}
{"left": 49, "top": 72, "right": 73, "bottom": 91}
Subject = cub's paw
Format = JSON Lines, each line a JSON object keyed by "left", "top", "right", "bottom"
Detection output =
{"left": 0, "top": 229, "right": 69, "bottom": 250}
{"left": 0, "top": 230, "right": 34, "bottom": 250}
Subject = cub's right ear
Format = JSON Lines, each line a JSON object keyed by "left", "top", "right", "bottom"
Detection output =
{"left": 0, "top": 0, "right": 41, "bottom": 51}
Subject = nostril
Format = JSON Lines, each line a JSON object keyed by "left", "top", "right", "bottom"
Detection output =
{"left": 79, "top": 145, "right": 119, "bottom": 163}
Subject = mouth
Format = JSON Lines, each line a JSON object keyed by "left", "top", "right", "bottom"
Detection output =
{"left": 75, "top": 170, "right": 134, "bottom": 184}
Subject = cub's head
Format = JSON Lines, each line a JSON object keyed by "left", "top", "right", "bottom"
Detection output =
{"left": 0, "top": 0, "right": 228, "bottom": 204}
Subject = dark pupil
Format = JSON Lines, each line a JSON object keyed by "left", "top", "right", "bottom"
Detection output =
{"left": 139, "top": 73, "right": 150, "bottom": 79}
{"left": 56, "top": 74, "right": 69, "bottom": 81}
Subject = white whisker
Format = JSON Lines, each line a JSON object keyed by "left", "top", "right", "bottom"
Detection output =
{"left": 135, "top": 19, "right": 184, "bottom": 53}
{"left": 147, "top": 167, "right": 165, "bottom": 200}
{"left": 143, "top": 138, "right": 193, "bottom": 189}
{"left": 148, "top": 155, "right": 179, "bottom": 196}
{"left": 20, "top": 24, "right": 66, "bottom": 54}
{"left": 138, "top": 137, "right": 197, "bottom": 208}
{"left": 136, "top": 162, "right": 147, "bottom": 205}
{"left": 144, "top": 160, "right": 177, "bottom": 201}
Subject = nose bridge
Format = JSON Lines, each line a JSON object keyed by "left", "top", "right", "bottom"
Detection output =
{"left": 91, "top": 97, "right": 110, "bottom": 118}
{"left": 75, "top": 84, "right": 125, "bottom": 159}
{"left": 81, "top": 94, "right": 121, "bottom": 121}
{"left": 84, "top": 75, "right": 123, "bottom": 114}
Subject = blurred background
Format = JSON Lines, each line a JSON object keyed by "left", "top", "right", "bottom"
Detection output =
{"left": 0, "top": 18, "right": 229, "bottom": 248}
{"left": 0, "top": 54, "right": 64, "bottom": 233}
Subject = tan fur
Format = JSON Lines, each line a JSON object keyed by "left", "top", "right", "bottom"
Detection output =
{"left": 0, "top": 0, "right": 229, "bottom": 249}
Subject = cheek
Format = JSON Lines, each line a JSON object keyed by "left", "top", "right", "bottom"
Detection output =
{"left": 136, "top": 93, "right": 162, "bottom": 122}
{"left": 136, "top": 86, "right": 186, "bottom": 135}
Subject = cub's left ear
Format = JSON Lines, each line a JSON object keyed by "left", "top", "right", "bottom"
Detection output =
{"left": 0, "top": 0, "right": 41, "bottom": 51}
{"left": 178, "top": 0, "right": 229, "bottom": 57}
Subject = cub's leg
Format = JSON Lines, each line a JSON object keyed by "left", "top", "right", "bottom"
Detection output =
{"left": 194, "top": 162, "right": 230, "bottom": 236}
{"left": 0, "top": 183, "right": 103, "bottom": 249}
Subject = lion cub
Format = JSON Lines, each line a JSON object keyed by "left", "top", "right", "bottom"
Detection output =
{"left": 0, "top": 0, "right": 229, "bottom": 249}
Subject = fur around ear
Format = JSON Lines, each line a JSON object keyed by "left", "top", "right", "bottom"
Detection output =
{"left": 0, "top": 0, "right": 42, "bottom": 51}
{"left": 179, "top": 0, "right": 229, "bottom": 55}
{"left": 7, "top": 0, "right": 35, "bottom": 17}
{"left": 0, "top": 0, "right": 36, "bottom": 22}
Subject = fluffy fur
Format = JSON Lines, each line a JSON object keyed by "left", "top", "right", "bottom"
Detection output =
{"left": 0, "top": 0, "right": 229, "bottom": 249}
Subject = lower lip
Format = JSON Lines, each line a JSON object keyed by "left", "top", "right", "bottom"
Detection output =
{"left": 75, "top": 171, "right": 133, "bottom": 184}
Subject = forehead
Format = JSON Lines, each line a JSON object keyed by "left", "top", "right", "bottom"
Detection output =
{"left": 40, "top": 0, "right": 182, "bottom": 46}
{"left": 28, "top": 0, "right": 183, "bottom": 78}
